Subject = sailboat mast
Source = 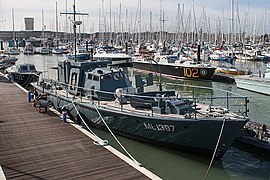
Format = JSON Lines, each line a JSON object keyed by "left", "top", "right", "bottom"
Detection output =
{"left": 253, "top": 15, "right": 256, "bottom": 44}
{"left": 192, "top": 0, "right": 197, "bottom": 43}
{"left": 12, "top": 8, "right": 15, "bottom": 46}
{"left": 109, "top": 0, "right": 112, "bottom": 43}
{"left": 65, "top": 0, "right": 68, "bottom": 42}
{"left": 56, "top": 2, "right": 58, "bottom": 38}
{"left": 102, "top": 0, "right": 104, "bottom": 44}
{"left": 159, "top": 0, "right": 162, "bottom": 43}
{"left": 231, "top": 0, "right": 234, "bottom": 44}
{"left": 150, "top": 11, "right": 152, "bottom": 42}
{"left": 138, "top": 0, "right": 141, "bottom": 46}
{"left": 55, "top": 2, "right": 59, "bottom": 48}
{"left": 119, "top": 3, "right": 122, "bottom": 44}
{"left": 42, "top": 9, "right": 45, "bottom": 47}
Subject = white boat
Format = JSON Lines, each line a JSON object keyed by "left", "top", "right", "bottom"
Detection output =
{"left": 235, "top": 71, "right": 270, "bottom": 96}
{"left": 39, "top": 47, "right": 50, "bottom": 54}
{"left": 52, "top": 48, "right": 64, "bottom": 54}
{"left": 0, "top": 54, "right": 18, "bottom": 64}
{"left": 23, "top": 45, "right": 35, "bottom": 55}
{"left": 93, "top": 45, "right": 131, "bottom": 66}
{"left": 8, "top": 47, "right": 20, "bottom": 55}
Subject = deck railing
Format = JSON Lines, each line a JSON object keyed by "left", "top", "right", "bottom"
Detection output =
{"left": 38, "top": 77, "right": 249, "bottom": 119}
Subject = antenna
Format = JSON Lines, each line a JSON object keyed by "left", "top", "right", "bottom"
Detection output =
{"left": 60, "top": 0, "right": 88, "bottom": 62}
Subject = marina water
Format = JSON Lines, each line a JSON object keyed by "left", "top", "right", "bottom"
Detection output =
{"left": 17, "top": 53, "right": 270, "bottom": 180}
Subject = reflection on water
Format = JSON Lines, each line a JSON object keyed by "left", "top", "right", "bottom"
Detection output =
{"left": 14, "top": 54, "right": 270, "bottom": 180}
{"left": 223, "top": 146, "right": 270, "bottom": 180}
{"left": 92, "top": 126, "right": 270, "bottom": 180}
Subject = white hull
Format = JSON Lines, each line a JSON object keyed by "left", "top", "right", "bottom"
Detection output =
{"left": 235, "top": 74, "right": 270, "bottom": 96}
{"left": 93, "top": 53, "right": 131, "bottom": 65}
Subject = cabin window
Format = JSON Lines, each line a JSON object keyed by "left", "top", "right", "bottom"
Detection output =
{"left": 113, "top": 72, "right": 122, "bottom": 80}
{"left": 70, "top": 72, "right": 77, "bottom": 90}
{"left": 101, "top": 74, "right": 112, "bottom": 81}
{"left": 93, "top": 75, "right": 99, "bottom": 81}
{"left": 21, "top": 66, "right": 28, "bottom": 71}
{"left": 88, "top": 74, "right": 92, "bottom": 80}
{"left": 29, "top": 65, "right": 36, "bottom": 70}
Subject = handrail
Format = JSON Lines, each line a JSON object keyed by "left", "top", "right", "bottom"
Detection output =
{"left": 38, "top": 77, "right": 249, "bottom": 118}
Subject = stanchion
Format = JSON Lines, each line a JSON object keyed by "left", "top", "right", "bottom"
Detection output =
{"left": 27, "top": 91, "right": 32, "bottom": 103}
{"left": 61, "top": 112, "right": 67, "bottom": 123}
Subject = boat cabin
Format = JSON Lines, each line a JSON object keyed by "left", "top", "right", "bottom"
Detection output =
{"left": 154, "top": 54, "right": 178, "bottom": 63}
{"left": 84, "top": 68, "right": 132, "bottom": 99}
{"left": 8, "top": 64, "right": 38, "bottom": 74}
{"left": 57, "top": 60, "right": 132, "bottom": 99}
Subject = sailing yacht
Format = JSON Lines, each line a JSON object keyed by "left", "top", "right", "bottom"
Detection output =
{"left": 7, "top": 8, "right": 20, "bottom": 55}
{"left": 39, "top": 9, "right": 50, "bottom": 55}
{"left": 52, "top": 2, "right": 63, "bottom": 55}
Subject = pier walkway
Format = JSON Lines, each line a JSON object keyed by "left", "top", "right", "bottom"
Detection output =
{"left": 0, "top": 75, "right": 158, "bottom": 179}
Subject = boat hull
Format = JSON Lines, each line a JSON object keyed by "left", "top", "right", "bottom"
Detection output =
{"left": 41, "top": 91, "right": 247, "bottom": 159}
{"left": 236, "top": 135, "right": 270, "bottom": 152}
{"left": 235, "top": 77, "right": 270, "bottom": 96}
{"left": 10, "top": 72, "right": 39, "bottom": 86}
{"left": 133, "top": 61, "right": 216, "bottom": 81}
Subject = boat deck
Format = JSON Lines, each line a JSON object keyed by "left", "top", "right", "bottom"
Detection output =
{"left": 53, "top": 88, "right": 240, "bottom": 121}
{"left": 236, "top": 72, "right": 270, "bottom": 83}
{"left": 0, "top": 75, "right": 157, "bottom": 179}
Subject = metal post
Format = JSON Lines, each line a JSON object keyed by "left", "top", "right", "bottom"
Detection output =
{"left": 210, "top": 93, "right": 213, "bottom": 107}
{"left": 61, "top": 111, "right": 67, "bottom": 123}
{"left": 194, "top": 96, "right": 197, "bottom": 119}
{"left": 27, "top": 91, "right": 32, "bottom": 103}
{"left": 42, "top": 80, "right": 45, "bottom": 94}
{"left": 226, "top": 92, "right": 229, "bottom": 110}
{"left": 151, "top": 98, "right": 153, "bottom": 116}
{"left": 245, "top": 97, "right": 249, "bottom": 117}
{"left": 80, "top": 89, "right": 82, "bottom": 102}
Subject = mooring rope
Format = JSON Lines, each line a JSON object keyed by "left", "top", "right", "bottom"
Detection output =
{"left": 92, "top": 102, "right": 142, "bottom": 166}
{"left": 203, "top": 118, "right": 226, "bottom": 180}
{"left": 71, "top": 100, "right": 102, "bottom": 141}
{"left": 18, "top": 73, "right": 33, "bottom": 87}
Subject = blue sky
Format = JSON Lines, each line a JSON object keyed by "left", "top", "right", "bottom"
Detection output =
{"left": 0, "top": 0, "right": 269, "bottom": 35}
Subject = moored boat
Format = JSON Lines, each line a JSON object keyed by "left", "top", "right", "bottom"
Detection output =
{"left": 235, "top": 71, "right": 270, "bottom": 96}
{"left": 5, "top": 63, "right": 41, "bottom": 86}
{"left": 0, "top": 54, "right": 18, "bottom": 64}
{"left": 31, "top": 58, "right": 249, "bottom": 159}
{"left": 236, "top": 121, "right": 270, "bottom": 153}
{"left": 23, "top": 45, "right": 35, "bottom": 55}
{"left": 133, "top": 52, "right": 216, "bottom": 81}
{"left": 93, "top": 45, "right": 132, "bottom": 66}
{"left": 7, "top": 47, "right": 20, "bottom": 55}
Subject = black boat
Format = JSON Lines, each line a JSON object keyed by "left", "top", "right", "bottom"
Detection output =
{"left": 132, "top": 52, "right": 216, "bottom": 81}
{"left": 5, "top": 63, "right": 41, "bottom": 86}
{"left": 236, "top": 121, "right": 270, "bottom": 152}
{"left": 31, "top": 58, "right": 249, "bottom": 159}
